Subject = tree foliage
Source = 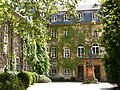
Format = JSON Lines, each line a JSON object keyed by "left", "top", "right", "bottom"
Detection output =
{"left": 99, "top": 0, "right": 120, "bottom": 86}
{"left": 0, "top": 0, "right": 77, "bottom": 76}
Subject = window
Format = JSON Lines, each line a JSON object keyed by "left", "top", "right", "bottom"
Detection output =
{"left": 93, "top": 30, "right": 98, "bottom": 38}
{"left": 51, "top": 68, "right": 57, "bottom": 74}
{"left": 49, "top": 15, "right": 57, "bottom": 22}
{"left": 77, "top": 44, "right": 84, "bottom": 58}
{"left": 64, "top": 68, "right": 69, "bottom": 74}
{"left": 92, "top": 44, "right": 99, "bottom": 54}
{"left": 64, "top": 29, "right": 68, "bottom": 36}
{"left": 92, "top": 13, "right": 97, "bottom": 20}
{"left": 51, "top": 30, "right": 57, "bottom": 38}
{"left": 64, "top": 14, "right": 68, "bottom": 21}
{"left": 64, "top": 47, "right": 70, "bottom": 58}
{"left": 51, "top": 47, "right": 56, "bottom": 58}
{"left": 77, "top": 13, "right": 83, "bottom": 19}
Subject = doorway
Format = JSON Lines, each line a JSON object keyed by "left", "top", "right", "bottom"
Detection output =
{"left": 78, "top": 66, "right": 84, "bottom": 81}
{"left": 94, "top": 65, "right": 100, "bottom": 81}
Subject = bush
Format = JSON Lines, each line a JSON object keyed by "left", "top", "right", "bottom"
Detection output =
{"left": 17, "top": 71, "right": 32, "bottom": 89}
{"left": 70, "top": 77, "right": 76, "bottom": 82}
{"left": 38, "top": 75, "right": 51, "bottom": 83}
{"left": 17, "top": 71, "right": 39, "bottom": 89}
{"left": 0, "top": 72, "right": 25, "bottom": 90}
{"left": 33, "top": 72, "right": 39, "bottom": 83}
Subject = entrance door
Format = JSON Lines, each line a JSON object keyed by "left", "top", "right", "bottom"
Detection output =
{"left": 94, "top": 66, "right": 100, "bottom": 81}
{"left": 78, "top": 66, "right": 84, "bottom": 81}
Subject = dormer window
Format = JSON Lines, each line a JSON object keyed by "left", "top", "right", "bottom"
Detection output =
{"left": 50, "top": 15, "right": 57, "bottom": 22}
{"left": 77, "top": 13, "right": 83, "bottom": 19}
{"left": 64, "top": 14, "right": 69, "bottom": 21}
{"left": 92, "top": 3, "right": 98, "bottom": 8}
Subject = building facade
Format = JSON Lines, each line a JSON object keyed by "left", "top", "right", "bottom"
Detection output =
{"left": 48, "top": 4, "right": 106, "bottom": 81}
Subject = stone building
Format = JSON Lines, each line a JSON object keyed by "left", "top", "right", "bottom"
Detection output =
{"left": 48, "top": 4, "right": 106, "bottom": 81}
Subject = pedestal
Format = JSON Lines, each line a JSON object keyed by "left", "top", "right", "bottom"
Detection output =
{"left": 83, "top": 63, "right": 99, "bottom": 84}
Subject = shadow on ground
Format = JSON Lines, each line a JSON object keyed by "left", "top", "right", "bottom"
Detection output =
{"left": 101, "top": 87, "right": 120, "bottom": 90}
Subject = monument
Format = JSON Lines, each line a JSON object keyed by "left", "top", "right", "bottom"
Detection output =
{"left": 83, "top": 48, "right": 99, "bottom": 84}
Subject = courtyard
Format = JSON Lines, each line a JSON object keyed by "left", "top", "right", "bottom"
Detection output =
{"left": 27, "top": 82, "right": 117, "bottom": 90}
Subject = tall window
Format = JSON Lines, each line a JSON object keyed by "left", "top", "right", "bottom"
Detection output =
{"left": 64, "top": 29, "right": 68, "bottom": 36}
{"left": 77, "top": 44, "right": 84, "bottom": 58}
{"left": 92, "top": 44, "right": 99, "bottom": 54}
{"left": 64, "top": 68, "right": 69, "bottom": 74}
{"left": 51, "top": 47, "right": 56, "bottom": 58}
{"left": 51, "top": 15, "right": 57, "bottom": 22}
{"left": 93, "top": 30, "right": 98, "bottom": 38}
{"left": 51, "top": 30, "right": 57, "bottom": 38}
{"left": 92, "top": 12, "right": 97, "bottom": 20}
{"left": 51, "top": 68, "right": 57, "bottom": 74}
{"left": 77, "top": 13, "right": 83, "bottom": 19}
{"left": 64, "top": 14, "right": 68, "bottom": 21}
{"left": 64, "top": 47, "right": 70, "bottom": 58}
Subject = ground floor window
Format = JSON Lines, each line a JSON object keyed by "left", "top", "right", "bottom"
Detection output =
{"left": 51, "top": 68, "right": 57, "bottom": 74}
{"left": 64, "top": 68, "right": 70, "bottom": 74}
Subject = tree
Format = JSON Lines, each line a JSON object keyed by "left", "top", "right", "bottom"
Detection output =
{"left": 99, "top": 0, "right": 120, "bottom": 86}
{"left": 0, "top": 0, "right": 77, "bottom": 76}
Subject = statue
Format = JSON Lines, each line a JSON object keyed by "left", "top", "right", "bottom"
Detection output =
{"left": 88, "top": 48, "right": 94, "bottom": 61}
{"left": 88, "top": 48, "right": 94, "bottom": 66}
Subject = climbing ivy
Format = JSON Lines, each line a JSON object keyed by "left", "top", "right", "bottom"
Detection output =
{"left": 0, "top": 0, "right": 78, "bottom": 76}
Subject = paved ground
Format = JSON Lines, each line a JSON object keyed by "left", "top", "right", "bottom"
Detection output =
{"left": 27, "top": 82, "right": 118, "bottom": 90}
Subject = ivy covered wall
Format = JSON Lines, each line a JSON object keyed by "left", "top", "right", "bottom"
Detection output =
{"left": 48, "top": 23, "right": 102, "bottom": 72}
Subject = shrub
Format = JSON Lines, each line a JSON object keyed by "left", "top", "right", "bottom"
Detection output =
{"left": 0, "top": 72, "right": 25, "bottom": 90}
{"left": 17, "top": 71, "right": 39, "bottom": 89}
{"left": 38, "top": 75, "right": 51, "bottom": 83}
{"left": 33, "top": 72, "right": 39, "bottom": 83}
{"left": 17, "top": 71, "right": 31, "bottom": 89}
{"left": 70, "top": 77, "right": 76, "bottom": 82}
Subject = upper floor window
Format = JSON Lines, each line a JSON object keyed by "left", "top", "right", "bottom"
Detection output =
{"left": 51, "top": 15, "right": 57, "bottom": 22}
{"left": 51, "top": 30, "right": 57, "bottom": 38}
{"left": 51, "top": 68, "right": 57, "bottom": 74}
{"left": 77, "top": 13, "right": 83, "bottom": 19}
{"left": 64, "top": 14, "right": 69, "bottom": 21}
{"left": 51, "top": 47, "right": 56, "bottom": 58}
{"left": 64, "top": 68, "right": 70, "bottom": 74}
{"left": 64, "top": 29, "right": 68, "bottom": 36}
{"left": 92, "top": 13, "right": 97, "bottom": 20}
{"left": 92, "top": 44, "right": 99, "bottom": 54}
{"left": 77, "top": 44, "right": 84, "bottom": 58}
{"left": 93, "top": 30, "right": 98, "bottom": 38}
{"left": 64, "top": 47, "right": 70, "bottom": 58}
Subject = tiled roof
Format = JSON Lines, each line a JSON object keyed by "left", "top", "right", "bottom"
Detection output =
{"left": 58, "top": 3, "right": 100, "bottom": 11}
{"left": 76, "top": 4, "right": 100, "bottom": 11}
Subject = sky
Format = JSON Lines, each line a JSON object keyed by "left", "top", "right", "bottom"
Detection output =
{"left": 78, "top": 0, "right": 100, "bottom": 6}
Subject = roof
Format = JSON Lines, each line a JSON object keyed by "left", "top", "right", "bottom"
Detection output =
{"left": 58, "top": 3, "right": 100, "bottom": 12}
{"left": 76, "top": 4, "right": 100, "bottom": 11}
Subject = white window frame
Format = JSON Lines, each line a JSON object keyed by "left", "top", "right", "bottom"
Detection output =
{"left": 77, "top": 45, "right": 84, "bottom": 58}
{"left": 51, "top": 47, "right": 56, "bottom": 58}
{"left": 93, "top": 30, "right": 98, "bottom": 38}
{"left": 64, "top": 68, "right": 69, "bottom": 74}
{"left": 92, "top": 12, "right": 97, "bottom": 20}
{"left": 92, "top": 44, "right": 99, "bottom": 54}
{"left": 64, "top": 47, "right": 70, "bottom": 58}
{"left": 51, "top": 30, "right": 57, "bottom": 38}
{"left": 51, "top": 15, "right": 57, "bottom": 22}
{"left": 64, "top": 29, "right": 68, "bottom": 36}
{"left": 51, "top": 68, "right": 57, "bottom": 74}
{"left": 64, "top": 14, "right": 68, "bottom": 21}
{"left": 77, "top": 13, "right": 83, "bottom": 19}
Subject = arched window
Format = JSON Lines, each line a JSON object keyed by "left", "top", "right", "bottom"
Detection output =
{"left": 92, "top": 44, "right": 99, "bottom": 54}
{"left": 77, "top": 44, "right": 84, "bottom": 58}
